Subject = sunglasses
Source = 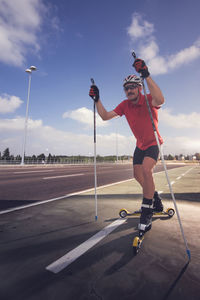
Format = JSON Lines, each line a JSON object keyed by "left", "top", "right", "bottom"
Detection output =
{"left": 124, "top": 84, "right": 139, "bottom": 91}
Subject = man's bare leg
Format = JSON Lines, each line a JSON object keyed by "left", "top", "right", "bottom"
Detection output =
{"left": 142, "top": 157, "right": 156, "bottom": 198}
{"left": 133, "top": 156, "right": 156, "bottom": 197}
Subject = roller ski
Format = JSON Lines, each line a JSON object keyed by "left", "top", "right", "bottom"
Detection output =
{"left": 119, "top": 192, "right": 175, "bottom": 219}
{"left": 119, "top": 195, "right": 175, "bottom": 255}
{"left": 119, "top": 207, "right": 175, "bottom": 218}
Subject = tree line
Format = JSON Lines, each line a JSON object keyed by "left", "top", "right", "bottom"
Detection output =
{"left": 0, "top": 147, "right": 200, "bottom": 163}
{"left": 0, "top": 148, "right": 130, "bottom": 163}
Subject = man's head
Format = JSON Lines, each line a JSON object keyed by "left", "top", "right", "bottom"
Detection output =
{"left": 123, "top": 75, "right": 142, "bottom": 103}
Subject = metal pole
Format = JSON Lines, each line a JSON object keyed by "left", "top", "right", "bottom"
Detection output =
{"left": 116, "top": 120, "right": 118, "bottom": 162}
{"left": 90, "top": 78, "right": 98, "bottom": 221}
{"left": 142, "top": 81, "right": 191, "bottom": 260}
{"left": 21, "top": 73, "right": 32, "bottom": 165}
{"left": 91, "top": 78, "right": 98, "bottom": 221}
{"left": 94, "top": 101, "right": 98, "bottom": 221}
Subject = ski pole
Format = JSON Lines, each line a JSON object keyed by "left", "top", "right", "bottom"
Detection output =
{"left": 91, "top": 78, "right": 98, "bottom": 221}
{"left": 132, "top": 51, "right": 191, "bottom": 261}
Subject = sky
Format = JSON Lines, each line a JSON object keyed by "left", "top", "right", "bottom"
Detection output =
{"left": 0, "top": 0, "right": 200, "bottom": 157}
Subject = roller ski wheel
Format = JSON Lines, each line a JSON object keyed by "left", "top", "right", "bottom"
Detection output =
{"left": 119, "top": 209, "right": 128, "bottom": 218}
{"left": 119, "top": 208, "right": 141, "bottom": 218}
{"left": 133, "top": 235, "right": 144, "bottom": 255}
{"left": 166, "top": 208, "right": 175, "bottom": 217}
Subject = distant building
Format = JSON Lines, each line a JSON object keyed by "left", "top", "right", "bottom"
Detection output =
{"left": 178, "top": 155, "right": 185, "bottom": 161}
{"left": 189, "top": 155, "right": 196, "bottom": 161}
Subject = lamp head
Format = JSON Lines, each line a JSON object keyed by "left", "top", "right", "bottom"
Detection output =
{"left": 30, "top": 66, "right": 37, "bottom": 71}
{"left": 25, "top": 68, "right": 32, "bottom": 74}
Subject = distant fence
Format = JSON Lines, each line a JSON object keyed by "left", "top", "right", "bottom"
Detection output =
{"left": 0, "top": 159, "right": 132, "bottom": 165}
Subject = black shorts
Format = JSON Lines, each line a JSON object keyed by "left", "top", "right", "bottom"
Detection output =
{"left": 133, "top": 145, "right": 159, "bottom": 165}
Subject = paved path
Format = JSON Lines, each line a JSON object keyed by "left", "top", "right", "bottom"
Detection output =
{"left": 0, "top": 163, "right": 184, "bottom": 211}
{"left": 0, "top": 165, "right": 199, "bottom": 300}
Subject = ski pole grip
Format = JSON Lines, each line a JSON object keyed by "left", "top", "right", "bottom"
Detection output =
{"left": 132, "top": 51, "right": 144, "bottom": 81}
{"left": 91, "top": 78, "right": 95, "bottom": 85}
{"left": 132, "top": 51, "right": 137, "bottom": 60}
{"left": 90, "top": 78, "right": 97, "bottom": 102}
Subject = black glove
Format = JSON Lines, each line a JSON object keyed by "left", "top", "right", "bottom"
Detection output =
{"left": 133, "top": 58, "right": 150, "bottom": 78}
{"left": 89, "top": 85, "right": 99, "bottom": 102}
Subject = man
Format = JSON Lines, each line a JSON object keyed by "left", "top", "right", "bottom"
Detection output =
{"left": 89, "top": 58, "right": 164, "bottom": 235}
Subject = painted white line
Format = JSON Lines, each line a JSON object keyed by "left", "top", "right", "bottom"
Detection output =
{"left": 171, "top": 181, "right": 175, "bottom": 185}
{"left": 158, "top": 191, "right": 163, "bottom": 194}
{"left": 46, "top": 218, "right": 126, "bottom": 273}
{"left": 43, "top": 173, "right": 84, "bottom": 180}
{"left": 0, "top": 167, "right": 190, "bottom": 215}
{"left": 98, "top": 166, "right": 113, "bottom": 169}
{"left": 177, "top": 176, "right": 181, "bottom": 180}
{"left": 184, "top": 167, "right": 194, "bottom": 175}
{"left": 14, "top": 170, "right": 54, "bottom": 174}
{"left": 0, "top": 178, "right": 135, "bottom": 215}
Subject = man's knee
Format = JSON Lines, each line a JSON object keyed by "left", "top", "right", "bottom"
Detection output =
{"left": 142, "top": 167, "right": 152, "bottom": 178}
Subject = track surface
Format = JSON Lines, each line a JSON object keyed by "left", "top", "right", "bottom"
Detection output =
{"left": 0, "top": 164, "right": 199, "bottom": 300}
{"left": 0, "top": 163, "right": 184, "bottom": 211}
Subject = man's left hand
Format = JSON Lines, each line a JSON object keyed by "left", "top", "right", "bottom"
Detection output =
{"left": 133, "top": 58, "right": 150, "bottom": 78}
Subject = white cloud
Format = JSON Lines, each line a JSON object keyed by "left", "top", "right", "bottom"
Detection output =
{"left": 139, "top": 40, "right": 159, "bottom": 61}
{"left": 168, "top": 40, "right": 200, "bottom": 69}
{"left": 159, "top": 108, "right": 200, "bottom": 129}
{"left": 0, "top": 115, "right": 199, "bottom": 156}
{"left": 162, "top": 136, "right": 200, "bottom": 155}
{"left": 0, "top": 116, "right": 42, "bottom": 131}
{"left": 127, "top": 13, "right": 154, "bottom": 40}
{"left": 127, "top": 13, "right": 200, "bottom": 75}
{"left": 0, "top": 116, "right": 134, "bottom": 156}
{"left": 63, "top": 107, "right": 109, "bottom": 128}
{"left": 0, "top": 0, "right": 45, "bottom": 66}
{"left": 0, "top": 94, "right": 23, "bottom": 114}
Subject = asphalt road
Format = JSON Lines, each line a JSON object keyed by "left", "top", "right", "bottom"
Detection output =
{"left": 0, "top": 164, "right": 199, "bottom": 300}
{"left": 0, "top": 163, "right": 185, "bottom": 211}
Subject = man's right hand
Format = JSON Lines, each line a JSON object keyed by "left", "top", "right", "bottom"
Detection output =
{"left": 89, "top": 85, "right": 99, "bottom": 102}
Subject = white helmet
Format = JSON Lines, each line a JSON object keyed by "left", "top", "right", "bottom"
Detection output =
{"left": 123, "top": 75, "right": 142, "bottom": 87}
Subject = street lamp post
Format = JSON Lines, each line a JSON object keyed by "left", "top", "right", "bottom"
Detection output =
{"left": 21, "top": 66, "right": 37, "bottom": 165}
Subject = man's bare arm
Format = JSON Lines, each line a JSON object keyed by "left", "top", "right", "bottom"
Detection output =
{"left": 145, "top": 76, "right": 165, "bottom": 107}
{"left": 133, "top": 58, "right": 165, "bottom": 107}
{"left": 96, "top": 99, "right": 118, "bottom": 120}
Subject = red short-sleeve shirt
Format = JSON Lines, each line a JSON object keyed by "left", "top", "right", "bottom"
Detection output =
{"left": 113, "top": 93, "right": 163, "bottom": 150}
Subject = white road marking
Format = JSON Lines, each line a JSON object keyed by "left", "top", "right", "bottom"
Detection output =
{"left": 177, "top": 176, "right": 181, "bottom": 180}
{"left": 46, "top": 218, "right": 126, "bottom": 274}
{"left": 98, "top": 166, "right": 113, "bottom": 169}
{"left": 158, "top": 191, "right": 163, "bottom": 194}
{"left": 14, "top": 170, "right": 54, "bottom": 174}
{"left": 0, "top": 167, "right": 193, "bottom": 215}
{"left": 43, "top": 173, "right": 84, "bottom": 180}
{"left": 0, "top": 178, "right": 135, "bottom": 215}
{"left": 166, "top": 180, "right": 175, "bottom": 186}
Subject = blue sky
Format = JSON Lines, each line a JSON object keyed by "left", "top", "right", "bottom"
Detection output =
{"left": 0, "top": 0, "right": 200, "bottom": 156}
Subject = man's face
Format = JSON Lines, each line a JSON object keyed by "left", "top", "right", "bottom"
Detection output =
{"left": 124, "top": 83, "right": 140, "bottom": 102}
